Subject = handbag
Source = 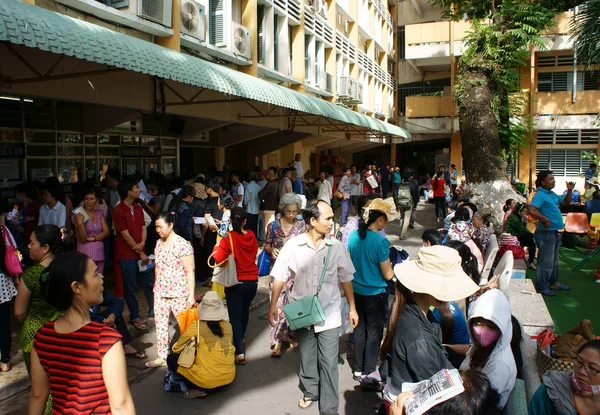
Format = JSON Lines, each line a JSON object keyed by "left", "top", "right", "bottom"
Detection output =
{"left": 1, "top": 226, "right": 22, "bottom": 277}
{"left": 177, "top": 321, "right": 199, "bottom": 368}
{"left": 282, "top": 244, "right": 332, "bottom": 331}
{"left": 178, "top": 303, "right": 198, "bottom": 334}
{"left": 257, "top": 222, "right": 276, "bottom": 277}
{"left": 208, "top": 234, "right": 239, "bottom": 287}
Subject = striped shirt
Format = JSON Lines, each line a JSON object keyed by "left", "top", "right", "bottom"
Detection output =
{"left": 33, "top": 321, "right": 121, "bottom": 414}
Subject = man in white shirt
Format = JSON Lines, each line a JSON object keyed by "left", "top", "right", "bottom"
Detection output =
{"left": 269, "top": 200, "right": 358, "bottom": 415}
{"left": 279, "top": 168, "right": 293, "bottom": 197}
{"left": 244, "top": 172, "right": 261, "bottom": 236}
{"left": 256, "top": 169, "right": 268, "bottom": 241}
{"left": 38, "top": 185, "right": 66, "bottom": 227}
{"left": 230, "top": 170, "right": 244, "bottom": 208}
{"left": 316, "top": 171, "right": 332, "bottom": 203}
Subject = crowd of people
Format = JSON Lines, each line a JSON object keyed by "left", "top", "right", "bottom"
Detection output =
{"left": 0, "top": 157, "right": 595, "bottom": 415}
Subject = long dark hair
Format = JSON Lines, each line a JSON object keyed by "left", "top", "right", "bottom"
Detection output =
{"left": 34, "top": 225, "right": 64, "bottom": 256}
{"left": 438, "top": 303, "right": 455, "bottom": 344}
{"left": 207, "top": 321, "right": 224, "bottom": 337}
{"left": 380, "top": 280, "right": 413, "bottom": 359}
{"left": 445, "top": 240, "right": 481, "bottom": 285}
{"left": 511, "top": 202, "right": 527, "bottom": 219}
{"left": 358, "top": 210, "right": 386, "bottom": 239}
{"left": 503, "top": 199, "right": 515, "bottom": 213}
{"left": 231, "top": 207, "right": 247, "bottom": 234}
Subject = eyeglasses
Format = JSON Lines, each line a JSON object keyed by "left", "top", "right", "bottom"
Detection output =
{"left": 574, "top": 359, "right": 600, "bottom": 376}
{"left": 284, "top": 210, "right": 299, "bottom": 216}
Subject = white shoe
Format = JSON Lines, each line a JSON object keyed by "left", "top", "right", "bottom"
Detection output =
{"left": 145, "top": 358, "right": 166, "bottom": 368}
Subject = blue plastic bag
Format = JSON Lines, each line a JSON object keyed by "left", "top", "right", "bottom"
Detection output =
{"left": 257, "top": 249, "right": 271, "bottom": 277}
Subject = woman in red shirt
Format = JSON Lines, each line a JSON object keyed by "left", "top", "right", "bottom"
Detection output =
{"left": 432, "top": 171, "right": 447, "bottom": 222}
{"left": 28, "top": 251, "right": 135, "bottom": 415}
{"left": 211, "top": 207, "right": 258, "bottom": 365}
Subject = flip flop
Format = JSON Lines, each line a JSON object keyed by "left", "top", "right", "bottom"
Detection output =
{"left": 131, "top": 320, "right": 147, "bottom": 330}
{"left": 125, "top": 351, "right": 147, "bottom": 360}
{"left": 298, "top": 397, "right": 317, "bottom": 410}
{"left": 551, "top": 284, "right": 571, "bottom": 291}
{"left": 270, "top": 348, "right": 282, "bottom": 358}
{"left": 183, "top": 390, "right": 207, "bottom": 399}
{"left": 537, "top": 289, "right": 555, "bottom": 297}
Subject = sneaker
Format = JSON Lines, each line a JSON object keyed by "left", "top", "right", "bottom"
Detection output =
{"left": 145, "top": 358, "right": 167, "bottom": 368}
{"left": 353, "top": 371, "right": 362, "bottom": 381}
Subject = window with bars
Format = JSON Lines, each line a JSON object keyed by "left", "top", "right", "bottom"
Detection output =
{"left": 536, "top": 148, "right": 597, "bottom": 176}
{"left": 537, "top": 55, "right": 575, "bottom": 67}
{"left": 536, "top": 129, "right": 600, "bottom": 144}
{"left": 537, "top": 71, "right": 599, "bottom": 92}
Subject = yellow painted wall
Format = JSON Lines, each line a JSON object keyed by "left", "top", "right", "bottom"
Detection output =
{"left": 406, "top": 96, "right": 454, "bottom": 117}
{"left": 534, "top": 90, "right": 600, "bottom": 115}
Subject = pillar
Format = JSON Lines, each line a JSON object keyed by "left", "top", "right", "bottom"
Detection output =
{"left": 450, "top": 132, "right": 462, "bottom": 184}
{"left": 215, "top": 147, "right": 226, "bottom": 170}
{"left": 290, "top": 4, "right": 306, "bottom": 92}
{"left": 240, "top": 0, "right": 258, "bottom": 76}
{"left": 156, "top": 0, "right": 181, "bottom": 51}
{"left": 390, "top": 143, "right": 397, "bottom": 168}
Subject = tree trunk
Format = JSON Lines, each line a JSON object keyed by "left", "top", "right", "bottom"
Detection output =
{"left": 457, "top": 56, "right": 524, "bottom": 230}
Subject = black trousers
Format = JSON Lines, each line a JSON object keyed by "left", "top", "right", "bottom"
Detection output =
{"left": 517, "top": 232, "right": 537, "bottom": 264}
{"left": 433, "top": 196, "right": 446, "bottom": 219}
{"left": 245, "top": 213, "right": 259, "bottom": 237}
{"left": 0, "top": 301, "right": 11, "bottom": 363}
{"left": 353, "top": 292, "right": 387, "bottom": 375}
{"left": 224, "top": 281, "right": 257, "bottom": 355}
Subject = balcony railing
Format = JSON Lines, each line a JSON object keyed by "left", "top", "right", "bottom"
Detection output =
{"left": 405, "top": 95, "right": 454, "bottom": 117}
{"left": 534, "top": 90, "right": 600, "bottom": 116}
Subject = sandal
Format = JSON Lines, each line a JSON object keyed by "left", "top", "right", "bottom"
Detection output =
{"left": 289, "top": 341, "right": 299, "bottom": 350}
{"left": 527, "top": 263, "right": 537, "bottom": 270}
{"left": 145, "top": 358, "right": 166, "bottom": 368}
{"left": 0, "top": 362, "right": 10, "bottom": 372}
{"left": 271, "top": 348, "right": 282, "bottom": 358}
{"left": 125, "top": 351, "right": 148, "bottom": 360}
{"left": 235, "top": 354, "right": 247, "bottom": 365}
{"left": 298, "top": 397, "right": 317, "bottom": 410}
{"left": 183, "top": 390, "right": 207, "bottom": 399}
{"left": 131, "top": 319, "right": 147, "bottom": 330}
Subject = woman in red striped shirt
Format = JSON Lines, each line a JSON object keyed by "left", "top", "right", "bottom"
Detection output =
{"left": 28, "top": 251, "right": 135, "bottom": 415}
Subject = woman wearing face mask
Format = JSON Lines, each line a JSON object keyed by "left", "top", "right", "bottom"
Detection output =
{"left": 460, "top": 289, "right": 516, "bottom": 409}
{"left": 28, "top": 251, "right": 135, "bottom": 415}
{"left": 529, "top": 340, "right": 600, "bottom": 414}
{"left": 347, "top": 198, "right": 396, "bottom": 387}
{"left": 380, "top": 246, "right": 480, "bottom": 408}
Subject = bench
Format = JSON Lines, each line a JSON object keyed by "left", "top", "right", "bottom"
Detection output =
{"left": 504, "top": 379, "right": 528, "bottom": 415}
{"left": 512, "top": 258, "right": 527, "bottom": 279}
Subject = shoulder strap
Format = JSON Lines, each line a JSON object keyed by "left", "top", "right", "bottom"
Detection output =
{"left": 315, "top": 243, "right": 333, "bottom": 296}
{"left": 228, "top": 233, "right": 234, "bottom": 257}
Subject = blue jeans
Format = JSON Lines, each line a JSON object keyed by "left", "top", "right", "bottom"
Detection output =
{"left": 293, "top": 176, "right": 303, "bottom": 194}
{"left": 119, "top": 259, "right": 155, "bottom": 322}
{"left": 533, "top": 230, "right": 560, "bottom": 291}
{"left": 341, "top": 198, "right": 351, "bottom": 226}
{"left": 224, "top": 280, "right": 257, "bottom": 355}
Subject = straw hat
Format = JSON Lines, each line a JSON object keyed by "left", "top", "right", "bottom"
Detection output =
{"left": 393, "top": 245, "right": 480, "bottom": 302}
{"left": 193, "top": 183, "right": 208, "bottom": 200}
{"left": 197, "top": 291, "right": 228, "bottom": 321}
{"left": 363, "top": 197, "right": 400, "bottom": 222}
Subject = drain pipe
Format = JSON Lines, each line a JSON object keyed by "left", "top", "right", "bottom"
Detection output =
{"left": 573, "top": 6, "right": 578, "bottom": 103}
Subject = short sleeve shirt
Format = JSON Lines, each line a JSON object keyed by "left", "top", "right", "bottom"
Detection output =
{"left": 531, "top": 188, "right": 565, "bottom": 231}
{"left": 270, "top": 234, "right": 355, "bottom": 333}
{"left": 113, "top": 201, "right": 145, "bottom": 260}
{"left": 204, "top": 197, "right": 223, "bottom": 220}
{"left": 347, "top": 230, "right": 390, "bottom": 296}
{"left": 432, "top": 301, "right": 470, "bottom": 345}
{"left": 154, "top": 234, "right": 194, "bottom": 297}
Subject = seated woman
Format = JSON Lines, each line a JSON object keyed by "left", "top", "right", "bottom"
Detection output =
{"left": 460, "top": 289, "right": 516, "bottom": 409}
{"left": 167, "top": 291, "right": 235, "bottom": 399}
{"left": 432, "top": 302, "right": 470, "bottom": 368}
{"left": 504, "top": 203, "right": 537, "bottom": 270}
{"left": 471, "top": 212, "right": 491, "bottom": 255}
{"left": 529, "top": 339, "right": 600, "bottom": 415}
{"left": 90, "top": 291, "right": 147, "bottom": 360}
{"left": 447, "top": 207, "right": 473, "bottom": 243}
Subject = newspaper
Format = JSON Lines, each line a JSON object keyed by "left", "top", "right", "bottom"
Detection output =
{"left": 401, "top": 369, "right": 464, "bottom": 415}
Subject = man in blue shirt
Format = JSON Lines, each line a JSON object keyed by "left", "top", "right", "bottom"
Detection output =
{"left": 585, "top": 163, "right": 597, "bottom": 186}
{"left": 528, "top": 170, "right": 574, "bottom": 296}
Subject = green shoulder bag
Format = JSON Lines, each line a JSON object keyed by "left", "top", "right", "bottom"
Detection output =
{"left": 282, "top": 244, "right": 332, "bottom": 331}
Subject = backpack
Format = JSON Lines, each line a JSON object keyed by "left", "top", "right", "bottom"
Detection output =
{"left": 395, "top": 182, "right": 414, "bottom": 209}
{"left": 166, "top": 189, "right": 180, "bottom": 212}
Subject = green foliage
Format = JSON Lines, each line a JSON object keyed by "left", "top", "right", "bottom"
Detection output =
{"left": 571, "top": 0, "right": 600, "bottom": 70}
{"left": 429, "top": 0, "right": 567, "bottom": 161}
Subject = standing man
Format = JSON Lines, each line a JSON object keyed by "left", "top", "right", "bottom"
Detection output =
{"left": 279, "top": 168, "right": 293, "bottom": 196}
{"left": 439, "top": 164, "right": 451, "bottom": 186}
{"left": 244, "top": 172, "right": 261, "bottom": 236}
{"left": 350, "top": 165, "right": 362, "bottom": 215}
{"left": 528, "top": 170, "right": 573, "bottom": 296}
{"left": 393, "top": 167, "right": 401, "bottom": 198}
{"left": 113, "top": 180, "right": 155, "bottom": 330}
{"left": 256, "top": 170, "right": 268, "bottom": 241}
{"left": 338, "top": 167, "right": 352, "bottom": 226}
{"left": 230, "top": 170, "right": 244, "bottom": 208}
{"left": 259, "top": 167, "right": 279, "bottom": 237}
{"left": 104, "top": 168, "right": 123, "bottom": 297}
{"left": 449, "top": 164, "right": 458, "bottom": 197}
{"left": 379, "top": 165, "right": 391, "bottom": 197}
{"left": 317, "top": 171, "right": 333, "bottom": 204}
{"left": 269, "top": 200, "right": 358, "bottom": 415}
{"left": 290, "top": 153, "right": 304, "bottom": 194}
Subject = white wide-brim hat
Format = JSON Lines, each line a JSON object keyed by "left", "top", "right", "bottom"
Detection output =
{"left": 394, "top": 245, "right": 480, "bottom": 302}
{"left": 197, "top": 291, "right": 228, "bottom": 321}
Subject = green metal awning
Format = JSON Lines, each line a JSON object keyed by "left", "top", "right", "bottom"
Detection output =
{"left": 0, "top": 0, "right": 411, "bottom": 139}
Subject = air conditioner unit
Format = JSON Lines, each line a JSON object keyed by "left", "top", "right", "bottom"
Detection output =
{"left": 231, "top": 22, "right": 252, "bottom": 60}
{"left": 312, "top": 0, "right": 322, "bottom": 13}
{"left": 338, "top": 76, "right": 350, "bottom": 97}
{"left": 347, "top": 77, "right": 356, "bottom": 100}
{"left": 356, "top": 83, "right": 363, "bottom": 103}
{"left": 180, "top": 0, "right": 206, "bottom": 41}
{"left": 137, "top": 0, "right": 173, "bottom": 27}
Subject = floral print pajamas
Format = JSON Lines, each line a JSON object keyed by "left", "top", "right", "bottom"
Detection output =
{"left": 154, "top": 296, "right": 188, "bottom": 359}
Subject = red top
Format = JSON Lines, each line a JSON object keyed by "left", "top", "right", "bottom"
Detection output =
{"left": 113, "top": 201, "right": 145, "bottom": 260}
{"left": 212, "top": 231, "right": 259, "bottom": 281}
{"left": 432, "top": 178, "right": 446, "bottom": 198}
{"left": 33, "top": 321, "right": 122, "bottom": 415}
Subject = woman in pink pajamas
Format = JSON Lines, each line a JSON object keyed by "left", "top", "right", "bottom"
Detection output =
{"left": 74, "top": 187, "right": 109, "bottom": 273}
{"left": 145, "top": 211, "right": 196, "bottom": 368}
